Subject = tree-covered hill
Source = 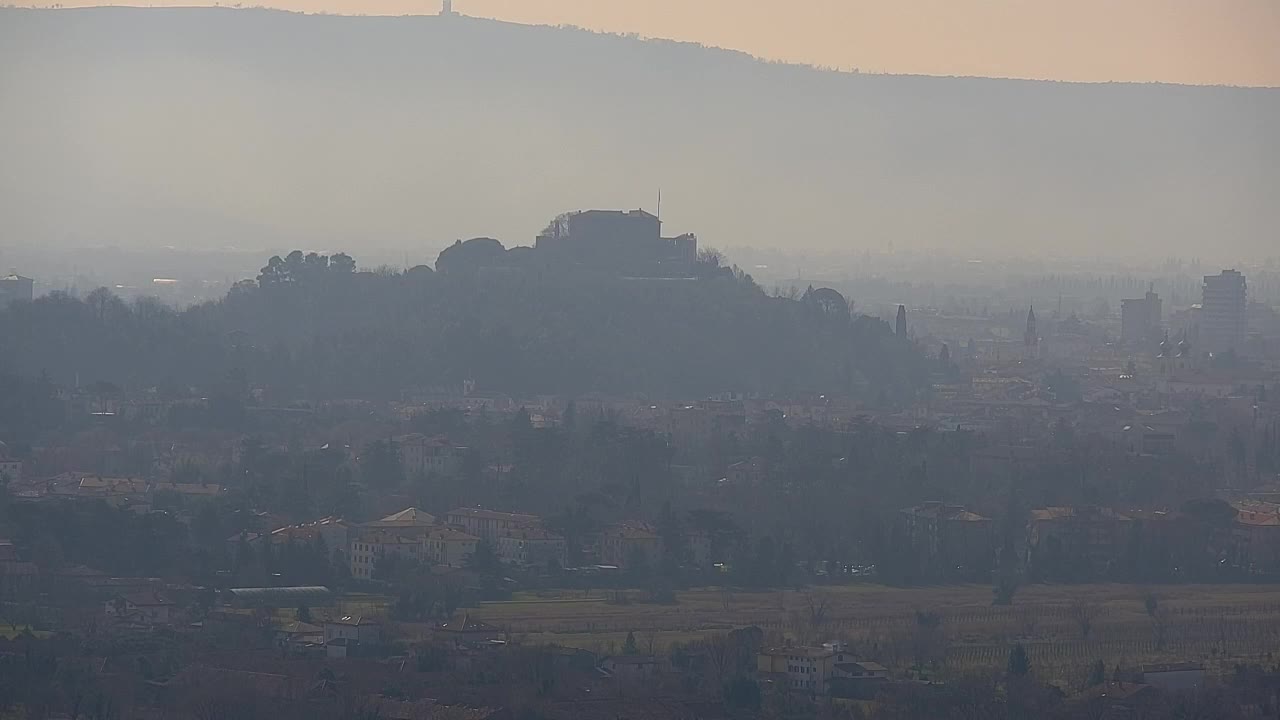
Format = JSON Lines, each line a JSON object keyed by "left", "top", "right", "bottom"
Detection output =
{"left": 0, "top": 252, "right": 927, "bottom": 401}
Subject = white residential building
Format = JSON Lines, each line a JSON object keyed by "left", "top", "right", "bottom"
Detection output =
{"left": 394, "top": 434, "right": 461, "bottom": 477}
{"left": 496, "top": 527, "right": 567, "bottom": 568}
{"left": 446, "top": 507, "right": 540, "bottom": 542}
{"left": 349, "top": 531, "right": 423, "bottom": 579}
{"left": 423, "top": 527, "right": 479, "bottom": 567}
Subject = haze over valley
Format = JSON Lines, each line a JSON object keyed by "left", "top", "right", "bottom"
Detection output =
{"left": 2, "top": 6, "right": 1277, "bottom": 269}
{"left": 5, "top": 6, "right": 1280, "bottom": 719}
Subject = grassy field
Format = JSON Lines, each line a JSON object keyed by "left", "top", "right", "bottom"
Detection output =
{"left": 0, "top": 624, "right": 54, "bottom": 640}
{"left": 457, "top": 583, "right": 1280, "bottom": 684}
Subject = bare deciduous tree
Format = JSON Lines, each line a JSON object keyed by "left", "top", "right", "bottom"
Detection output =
{"left": 702, "top": 633, "right": 734, "bottom": 692}
{"left": 1017, "top": 607, "right": 1040, "bottom": 639}
{"left": 1071, "top": 598, "right": 1099, "bottom": 640}
{"left": 1143, "top": 591, "right": 1170, "bottom": 649}
{"left": 641, "top": 627, "right": 660, "bottom": 656}
{"left": 806, "top": 591, "right": 830, "bottom": 639}
{"left": 911, "top": 610, "right": 947, "bottom": 668}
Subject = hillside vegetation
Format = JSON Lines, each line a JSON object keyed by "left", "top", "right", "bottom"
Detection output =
{"left": 0, "top": 251, "right": 926, "bottom": 400}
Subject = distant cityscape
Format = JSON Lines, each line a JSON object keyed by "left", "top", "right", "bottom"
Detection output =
{"left": 2, "top": 210, "right": 1280, "bottom": 715}
{"left": 2, "top": 0, "right": 1277, "bottom": 715}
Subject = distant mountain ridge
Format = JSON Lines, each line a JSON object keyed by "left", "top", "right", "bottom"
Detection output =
{"left": 1, "top": 6, "right": 1276, "bottom": 261}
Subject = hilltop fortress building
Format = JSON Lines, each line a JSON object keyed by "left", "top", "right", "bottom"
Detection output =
{"left": 535, "top": 209, "right": 697, "bottom": 277}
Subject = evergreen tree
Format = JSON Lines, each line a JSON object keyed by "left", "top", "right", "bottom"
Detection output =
{"left": 467, "top": 540, "right": 501, "bottom": 575}
{"left": 724, "top": 676, "right": 761, "bottom": 710}
{"left": 1086, "top": 658, "right": 1106, "bottom": 687}
{"left": 312, "top": 535, "right": 332, "bottom": 585}
{"left": 623, "top": 630, "right": 639, "bottom": 655}
{"left": 360, "top": 439, "right": 404, "bottom": 489}
{"left": 562, "top": 401, "right": 577, "bottom": 432}
{"left": 994, "top": 488, "right": 1023, "bottom": 605}
{"left": 1007, "top": 644, "right": 1030, "bottom": 677}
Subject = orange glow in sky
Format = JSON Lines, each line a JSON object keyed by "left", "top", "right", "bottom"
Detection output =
{"left": 23, "top": 0, "right": 1280, "bottom": 86}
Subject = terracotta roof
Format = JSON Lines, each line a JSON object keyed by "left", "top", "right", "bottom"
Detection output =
{"left": 78, "top": 476, "right": 148, "bottom": 495}
{"left": 1231, "top": 500, "right": 1280, "bottom": 526}
{"left": 1030, "top": 506, "right": 1130, "bottom": 521}
{"left": 1235, "top": 510, "right": 1280, "bottom": 527}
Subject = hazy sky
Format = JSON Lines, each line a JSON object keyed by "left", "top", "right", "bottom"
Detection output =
{"left": 27, "top": 0, "right": 1280, "bottom": 86}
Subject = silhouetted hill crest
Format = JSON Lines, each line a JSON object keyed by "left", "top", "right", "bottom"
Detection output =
{"left": 1, "top": 6, "right": 1275, "bottom": 259}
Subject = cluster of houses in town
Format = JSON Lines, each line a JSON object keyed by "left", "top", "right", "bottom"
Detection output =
{"left": 899, "top": 495, "right": 1280, "bottom": 577}
{"left": 757, "top": 641, "right": 889, "bottom": 697}
{"left": 9, "top": 326, "right": 1277, "bottom": 503}
{"left": 3, "top": 469, "right": 223, "bottom": 510}
{"left": 755, "top": 638, "right": 1205, "bottom": 704}
{"left": 13, "top": 537, "right": 1211, "bottom": 712}
{"left": 347, "top": 506, "right": 574, "bottom": 576}
{"left": 345, "top": 505, "right": 690, "bottom": 577}
{"left": 227, "top": 505, "right": 679, "bottom": 581}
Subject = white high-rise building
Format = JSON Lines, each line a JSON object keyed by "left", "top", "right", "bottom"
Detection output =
{"left": 1201, "top": 270, "right": 1247, "bottom": 355}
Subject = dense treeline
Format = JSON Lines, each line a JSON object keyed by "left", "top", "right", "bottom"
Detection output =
{"left": 0, "top": 251, "right": 927, "bottom": 401}
{"left": 1, "top": 373, "right": 1246, "bottom": 593}
{"left": 0, "top": 372, "right": 64, "bottom": 446}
